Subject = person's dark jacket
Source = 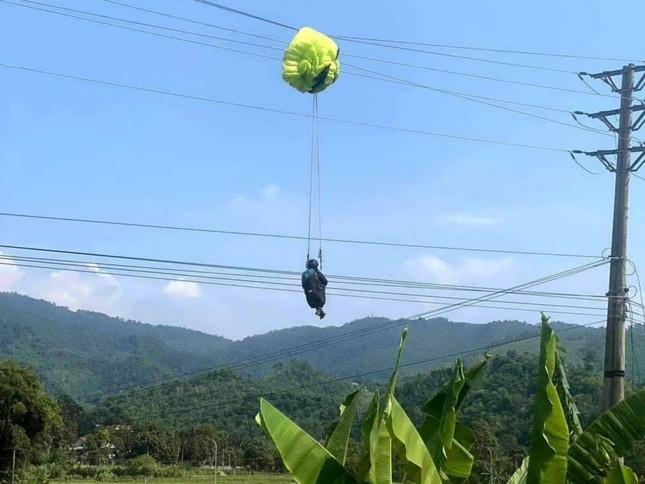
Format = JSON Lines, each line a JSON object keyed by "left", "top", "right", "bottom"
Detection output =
{"left": 302, "top": 268, "right": 327, "bottom": 308}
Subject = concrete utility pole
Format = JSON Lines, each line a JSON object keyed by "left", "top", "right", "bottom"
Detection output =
{"left": 575, "top": 64, "right": 645, "bottom": 410}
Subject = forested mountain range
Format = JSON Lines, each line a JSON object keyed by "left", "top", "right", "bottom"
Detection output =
{"left": 0, "top": 292, "right": 643, "bottom": 399}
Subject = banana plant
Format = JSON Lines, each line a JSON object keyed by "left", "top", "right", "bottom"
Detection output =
{"left": 507, "top": 314, "right": 645, "bottom": 484}
{"left": 567, "top": 390, "right": 645, "bottom": 483}
{"left": 256, "top": 328, "right": 443, "bottom": 483}
{"left": 526, "top": 314, "right": 570, "bottom": 483}
{"left": 418, "top": 356, "right": 490, "bottom": 482}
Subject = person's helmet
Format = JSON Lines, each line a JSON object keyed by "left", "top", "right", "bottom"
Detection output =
{"left": 307, "top": 259, "right": 319, "bottom": 269}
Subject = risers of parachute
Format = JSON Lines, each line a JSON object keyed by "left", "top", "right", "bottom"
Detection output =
{"left": 282, "top": 27, "right": 340, "bottom": 94}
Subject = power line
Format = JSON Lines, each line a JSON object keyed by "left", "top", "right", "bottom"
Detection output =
{"left": 0, "top": 248, "right": 600, "bottom": 404}
{"left": 0, "top": 247, "right": 605, "bottom": 302}
{"left": 128, "top": 317, "right": 607, "bottom": 422}
{"left": 74, "top": 259, "right": 607, "bottom": 406}
{"left": 10, "top": 0, "right": 626, "bottom": 147}
{"left": 1, "top": 0, "right": 279, "bottom": 61}
{"left": 0, "top": 62, "right": 572, "bottom": 153}
{"left": 8, "top": 0, "right": 616, "bottom": 104}
{"left": 187, "top": 0, "right": 610, "bottom": 76}
{"left": 345, "top": 62, "right": 615, "bottom": 137}
{"left": 11, "top": 0, "right": 284, "bottom": 52}
{"left": 98, "top": 0, "right": 285, "bottom": 44}
{"left": 343, "top": 55, "right": 615, "bottom": 98}
{"left": 69, "top": 269, "right": 604, "bottom": 405}
{"left": 341, "top": 37, "right": 577, "bottom": 74}
{"left": 192, "top": 0, "right": 296, "bottom": 31}
{"left": 0, "top": 244, "right": 607, "bottom": 299}
{"left": 188, "top": 0, "right": 639, "bottom": 65}
{"left": 334, "top": 36, "right": 643, "bottom": 64}
{"left": 0, "top": 255, "right": 607, "bottom": 315}
{"left": 0, "top": 211, "right": 601, "bottom": 259}
{"left": 348, "top": 69, "right": 573, "bottom": 114}
{"left": 407, "top": 259, "right": 608, "bottom": 321}
{"left": 31, "top": 255, "right": 603, "bottom": 403}
{"left": 17, "top": 0, "right": 613, "bottom": 134}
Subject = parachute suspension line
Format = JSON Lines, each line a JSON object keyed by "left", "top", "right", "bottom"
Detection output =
{"left": 305, "top": 94, "right": 323, "bottom": 268}
{"left": 306, "top": 93, "right": 316, "bottom": 266}
{"left": 314, "top": 93, "right": 323, "bottom": 269}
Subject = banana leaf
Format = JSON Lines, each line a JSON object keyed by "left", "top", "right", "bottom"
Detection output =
{"left": 507, "top": 457, "right": 529, "bottom": 484}
{"left": 567, "top": 390, "right": 645, "bottom": 483}
{"left": 419, "top": 356, "right": 489, "bottom": 481}
{"left": 357, "top": 388, "right": 391, "bottom": 483}
{"left": 422, "top": 355, "right": 490, "bottom": 417}
{"left": 359, "top": 328, "right": 410, "bottom": 484}
{"left": 555, "top": 351, "right": 583, "bottom": 440}
{"left": 387, "top": 396, "right": 442, "bottom": 484}
{"left": 256, "top": 398, "right": 357, "bottom": 484}
{"left": 325, "top": 389, "right": 362, "bottom": 465}
{"left": 422, "top": 360, "right": 465, "bottom": 472}
{"left": 604, "top": 464, "right": 639, "bottom": 484}
{"left": 526, "top": 315, "right": 569, "bottom": 483}
{"left": 362, "top": 328, "right": 410, "bottom": 484}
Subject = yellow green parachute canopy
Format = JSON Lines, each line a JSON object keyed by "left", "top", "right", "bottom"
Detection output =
{"left": 282, "top": 27, "right": 340, "bottom": 94}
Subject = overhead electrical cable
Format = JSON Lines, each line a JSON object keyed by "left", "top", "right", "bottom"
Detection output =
{"left": 0, "top": 255, "right": 607, "bottom": 315}
{"left": 7, "top": 251, "right": 601, "bottom": 402}
{"left": 128, "top": 317, "right": 608, "bottom": 421}
{"left": 0, "top": 213, "right": 602, "bottom": 259}
{"left": 5, "top": 0, "right": 621, "bottom": 100}
{"left": 0, "top": 62, "right": 573, "bottom": 153}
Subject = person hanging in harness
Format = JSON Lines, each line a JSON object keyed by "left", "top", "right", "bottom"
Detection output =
{"left": 302, "top": 259, "right": 327, "bottom": 319}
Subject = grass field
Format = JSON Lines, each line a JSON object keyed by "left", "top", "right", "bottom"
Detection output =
{"left": 58, "top": 474, "right": 293, "bottom": 483}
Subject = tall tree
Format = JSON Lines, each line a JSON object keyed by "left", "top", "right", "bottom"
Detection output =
{"left": 0, "top": 360, "right": 61, "bottom": 469}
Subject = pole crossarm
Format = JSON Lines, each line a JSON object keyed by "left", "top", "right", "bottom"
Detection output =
{"left": 575, "top": 104, "right": 645, "bottom": 132}
{"left": 572, "top": 146, "right": 645, "bottom": 172}
{"left": 630, "top": 149, "right": 645, "bottom": 171}
{"left": 580, "top": 65, "right": 645, "bottom": 93}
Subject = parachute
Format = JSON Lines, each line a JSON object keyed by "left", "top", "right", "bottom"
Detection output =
{"left": 282, "top": 27, "right": 340, "bottom": 94}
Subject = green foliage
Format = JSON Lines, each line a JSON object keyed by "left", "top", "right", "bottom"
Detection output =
{"left": 89, "top": 360, "right": 354, "bottom": 444}
{"left": 126, "top": 454, "right": 157, "bottom": 477}
{"left": 181, "top": 424, "right": 219, "bottom": 465}
{"left": 418, "top": 357, "right": 489, "bottom": 482}
{"left": 526, "top": 315, "right": 569, "bottom": 483}
{"left": 325, "top": 389, "right": 361, "bottom": 465}
{"left": 0, "top": 359, "right": 61, "bottom": 470}
{"left": 567, "top": 390, "right": 645, "bottom": 483}
{"left": 605, "top": 464, "right": 639, "bottom": 484}
{"left": 258, "top": 329, "right": 443, "bottom": 484}
{"left": 4, "top": 292, "right": 642, "bottom": 402}
{"left": 555, "top": 351, "right": 583, "bottom": 440}
{"left": 130, "top": 422, "right": 181, "bottom": 463}
{"left": 256, "top": 398, "right": 357, "bottom": 484}
{"left": 387, "top": 396, "right": 441, "bottom": 483}
{"left": 358, "top": 393, "right": 391, "bottom": 483}
{"left": 506, "top": 457, "right": 529, "bottom": 484}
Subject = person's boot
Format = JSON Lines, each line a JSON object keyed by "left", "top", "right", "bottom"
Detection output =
{"left": 318, "top": 309, "right": 326, "bottom": 319}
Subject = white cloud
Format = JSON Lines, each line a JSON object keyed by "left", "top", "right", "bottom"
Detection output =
{"left": 402, "top": 256, "right": 515, "bottom": 285}
{"left": 41, "top": 264, "right": 122, "bottom": 312}
{"left": 261, "top": 184, "right": 281, "bottom": 199}
{"left": 226, "top": 185, "right": 284, "bottom": 210}
{"left": 163, "top": 280, "right": 203, "bottom": 300}
{"left": 438, "top": 213, "right": 502, "bottom": 227}
{"left": 0, "top": 251, "right": 25, "bottom": 290}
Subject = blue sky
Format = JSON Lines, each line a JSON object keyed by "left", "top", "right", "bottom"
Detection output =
{"left": 1, "top": 0, "right": 644, "bottom": 339}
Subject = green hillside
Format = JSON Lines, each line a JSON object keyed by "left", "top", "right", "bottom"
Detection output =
{"left": 1, "top": 292, "right": 643, "bottom": 401}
